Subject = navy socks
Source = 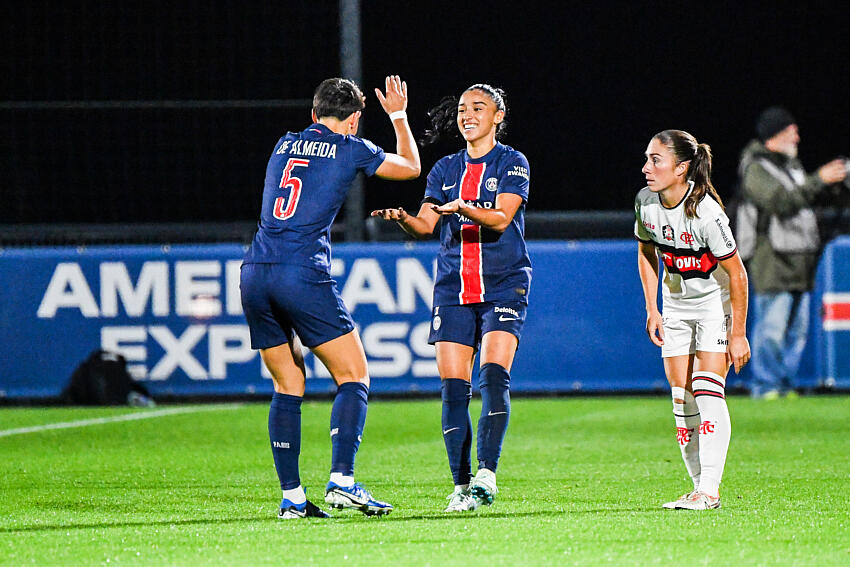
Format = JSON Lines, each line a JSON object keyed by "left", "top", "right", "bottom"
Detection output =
{"left": 441, "top": 378, "right": 473, "bottom": 486}
{"left": 329, "top": 381, "right": 369, "bottom": 476}
{"left": 268, "top": 392, "right": 303, "bottom": 490}
{"left": 477, "top": 363, "right": 511, "bottom": 472}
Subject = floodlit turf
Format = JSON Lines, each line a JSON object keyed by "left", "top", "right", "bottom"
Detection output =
{"left": 1, "top": 396, "right": 848, "bottom": 566}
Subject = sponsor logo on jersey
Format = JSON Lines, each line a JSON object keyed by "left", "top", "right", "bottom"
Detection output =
{"left": 643, "top": 220, "right": 655, "bottom": 230}
{"left": 441, "top": 183, "right": 456, "bottom": 192}
{"left": 662, "top": 225, "right": 674, "bottom": 241}
{"left": 507, "top": 165, "right": 529, "bottom": 180}
{"left": 658, "top": 245, "right": 719, "bottom": 280}
{"left": 679, "top": 231, "right": 695, "bottom": 245}
{"left": 714, "top": 218, "right": 734, "bottom": 248}
{"left": 485, "top": 177, "right": 498, "bottom": 192}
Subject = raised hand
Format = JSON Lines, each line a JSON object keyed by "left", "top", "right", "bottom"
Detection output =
{"left": 374, "top": 75, "right": 408, "bottom": 115}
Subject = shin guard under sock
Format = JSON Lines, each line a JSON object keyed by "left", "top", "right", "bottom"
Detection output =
{"left": 692, "top": 371, "right": 731, "bottom": 497}
{"left": 477, "top": 363, "right": 511, "bottom": 472}
{"left": 268, "top": 392, "right": 303, "bottom": 491}
{"left": 671, "top": 386, "right": 701, "bottom": 490}
{"left": 329, "top": 381, "right": 369, "bottom": 476}
{"left": 441, "top": 378, "right": 473, "bottom": 486}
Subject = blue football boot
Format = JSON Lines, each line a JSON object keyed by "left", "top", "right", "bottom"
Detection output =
{"left": 324, "top": 481, "right": 393, "bottom": 516}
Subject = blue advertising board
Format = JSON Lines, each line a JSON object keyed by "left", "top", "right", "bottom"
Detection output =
{"left": 1, "top": 238, "right": 846, "bottom": 399}
{"left": 816, "top": 236, "right": 850, "bottom": 389}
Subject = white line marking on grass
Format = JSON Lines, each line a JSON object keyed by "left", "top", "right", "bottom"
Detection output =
{"left": 0, "top": 404, "right": 244, "bottom": 438}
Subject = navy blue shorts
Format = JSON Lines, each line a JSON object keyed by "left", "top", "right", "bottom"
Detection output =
{"left": 428, "top": 301, "right": 527, "bottom": 348}
{"left": 240, "top": 263, "right": 355, "bottom": 350}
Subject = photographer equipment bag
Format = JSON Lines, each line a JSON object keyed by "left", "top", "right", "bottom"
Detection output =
{"left": 61, "top": 349, "right": 153, "bottom": 406}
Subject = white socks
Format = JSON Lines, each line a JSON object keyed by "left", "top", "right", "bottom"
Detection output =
{"left": 691, "top": 371, "right": 731, "bottom": 498}
{"left": 282, "top": 485, "right": 306, "bottom": 505}
{"left": 329, "top": 472, "right": 355, "bottom": 487}
{"left": 671, "top": 386, "right": 701, "bottom": 491}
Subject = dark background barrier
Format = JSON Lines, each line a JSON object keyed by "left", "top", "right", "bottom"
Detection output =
{"left": 3, "top": 3, "right": 849, "bottom": 226}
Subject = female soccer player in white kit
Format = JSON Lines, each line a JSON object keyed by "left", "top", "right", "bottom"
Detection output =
{"left": 635, "top": 129, "right": 750, "bottom": 510}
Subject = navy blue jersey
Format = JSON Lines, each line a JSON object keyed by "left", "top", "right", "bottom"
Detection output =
{"left": 243, "top": 123, "right": 386, "bottom": 270}
{"left": 423, "top": 143, "right": 532, "bottom": 306}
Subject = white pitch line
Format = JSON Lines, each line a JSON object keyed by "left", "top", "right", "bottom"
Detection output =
{"left": 0, "top": 404, "right": 244, "bottom": 438}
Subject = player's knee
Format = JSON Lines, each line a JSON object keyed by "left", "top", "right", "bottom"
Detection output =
{"left": 691, "top": 371, "right": 725, "bottom": 397}
{"left": 335, "top": 374, "right": 370, "bottom": 389}
{"left": 670, "top": 386, "right": 686, "bottom": 405}
{"left": 479, "top": 362, "right": 510, "bottom": 390}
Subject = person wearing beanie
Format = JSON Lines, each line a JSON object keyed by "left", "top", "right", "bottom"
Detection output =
{"left": 734, "top": 107, "right": 847, "bottom": 399}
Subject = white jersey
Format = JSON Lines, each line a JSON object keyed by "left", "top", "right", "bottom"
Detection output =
{"left": 634, "top": 184, "right": 738, "bottom": 319}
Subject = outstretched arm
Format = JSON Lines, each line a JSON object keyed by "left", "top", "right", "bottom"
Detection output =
{"left": 373, "top": 75, "right": 421, "bottom": 180}
{"left": 371, "top": 202, "right": 440, "bottom": 239}
{"left": 637, "top": 240, "right": 664, "bottom": 347}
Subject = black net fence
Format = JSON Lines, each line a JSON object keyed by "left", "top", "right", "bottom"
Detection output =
{"left": 1, "top": 1, "right": 338, "bottom": 225}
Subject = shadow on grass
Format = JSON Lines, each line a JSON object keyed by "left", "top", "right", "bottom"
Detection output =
{"left": 0, "top": 516, "right": 267, "bottom": 534}
{"left": 330, "top": 506, "right": 658, "bottom": 523}
{"left": 2, "top": 506, "right": 659, "bottom": 533}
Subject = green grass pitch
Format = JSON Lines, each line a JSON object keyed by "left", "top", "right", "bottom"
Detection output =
{"left": 1, "top": 396, "right": 848, "bottom": 566}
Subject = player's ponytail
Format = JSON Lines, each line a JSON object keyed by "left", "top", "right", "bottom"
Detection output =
{"left": 419, "top": 95, "right": 460, "bottom": 146}
{"left": 687, "top": 143, "right": 724, "bottom": 218}
{"left": 654, "top": 130, "right": 725, "bottom": 218}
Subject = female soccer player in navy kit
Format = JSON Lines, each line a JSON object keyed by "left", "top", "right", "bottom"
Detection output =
{"left": 372, "top": 84, "right": 531, "bottom": 512}
{"left": 635, "top": 130, "right": 750, "bottom": 510}
{"left": 241, "top": 76, "right": 420, "bottom": 519}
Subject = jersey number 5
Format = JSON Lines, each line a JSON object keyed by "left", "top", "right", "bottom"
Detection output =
{"left": 273, "top": 158, "right": 310, "bottom": 220}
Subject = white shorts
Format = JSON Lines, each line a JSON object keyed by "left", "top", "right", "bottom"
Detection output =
{"left": 661, "top": 315, "right": 730, "bottom": 357}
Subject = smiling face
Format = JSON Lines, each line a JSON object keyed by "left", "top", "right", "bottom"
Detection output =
{"left": 642, "top": 137, "right": 690, "bottom": 193}
{"left": 456, "top": 89, "right": 504, "bottom": 146}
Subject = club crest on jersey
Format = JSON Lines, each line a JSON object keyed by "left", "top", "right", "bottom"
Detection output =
{"left": 662, "top": 225, "right": 674, "bottom": 241}
{"left": 680, "top": 231, "right": 695, "bottom": 245}
{"left": 485, "top": 177, "right": 498, "bottom": 192}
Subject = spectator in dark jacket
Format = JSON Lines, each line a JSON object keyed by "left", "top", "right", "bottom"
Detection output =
{"left": 735, "top": 106, "right": 847, "bottom": 399}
